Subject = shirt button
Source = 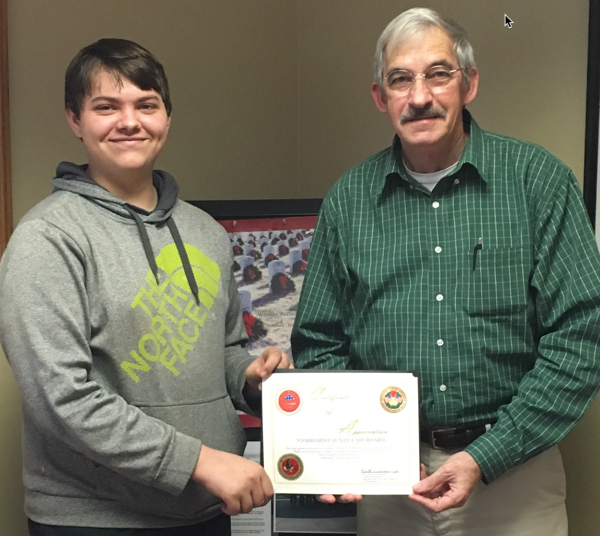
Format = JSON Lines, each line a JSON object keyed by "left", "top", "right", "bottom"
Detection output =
{"left": 435, "top": 246, "right": 442, "bottom": 253}
{"left": 439, "top": 384, "right": 447, "bottom": 392}
{"left": 454, "top": 178, "right": 460, "bottom": 185}
{"left": 437, "top": 339, "right": 444, "bottom": 346}
{"left": 436, "top": 294, "right": 444, "bottom": 301}
{"left": 432, "top": 201, "right": 440, "bottom": 209}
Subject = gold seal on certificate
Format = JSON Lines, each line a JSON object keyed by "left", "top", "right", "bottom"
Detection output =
{"left": 262, "top": 371, "right": 420, "bottom": 495}
{"left": 380, "top": 386, "right": 407, "bottom": 413}
{"left": 277, "top": 454, "right": 304, "bottom": 480}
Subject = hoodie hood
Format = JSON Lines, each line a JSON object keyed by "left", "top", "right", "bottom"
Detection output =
{"left": 52, "top": 161, "right": 200, "bottom": 305}
{"left": 53, "top": 161, "right": 179, "bottom": 224}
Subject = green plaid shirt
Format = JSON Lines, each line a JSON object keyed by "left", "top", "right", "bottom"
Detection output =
{"left": 291, "top": 112, "right": 600, "bottom": 483}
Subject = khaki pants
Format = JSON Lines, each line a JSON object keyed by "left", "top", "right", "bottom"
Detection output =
{"left": 358, "top": 444, "right": 567, "bottom": 536}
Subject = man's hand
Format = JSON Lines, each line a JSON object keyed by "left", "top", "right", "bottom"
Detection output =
{"left": 192, "top": 445, "right": 273, "bottom": 515}
{"left": 409, "top": 451, "right": 482, "bottom": 512}
{"left": 244, "top": 347, "right": 293, "bottom": 398}
{"left": 317, "top": 493, "right": 363, "bottom": 504}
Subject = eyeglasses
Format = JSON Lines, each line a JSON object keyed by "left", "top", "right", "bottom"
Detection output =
{"left": 384, "top": 66, "right": 460, "bottom": 93}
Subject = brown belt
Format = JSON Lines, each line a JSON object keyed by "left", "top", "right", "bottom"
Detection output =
{"left": 420, "top": 424, "right": 490, "bottom": 450}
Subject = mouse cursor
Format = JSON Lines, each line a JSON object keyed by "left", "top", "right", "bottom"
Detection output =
{"left": 504, "top": 14, "right": 514, "bottom": 28}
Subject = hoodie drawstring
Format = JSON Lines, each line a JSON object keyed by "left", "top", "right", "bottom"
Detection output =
{"left": 123, "top": 205, "right": 200, "bottom": 306}
{"left": 166, "top": 218, "right": 200, "bottom": 306}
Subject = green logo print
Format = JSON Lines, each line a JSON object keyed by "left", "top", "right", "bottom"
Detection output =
{"left": 121, "top": 243, "right": 221, "bottom": 383}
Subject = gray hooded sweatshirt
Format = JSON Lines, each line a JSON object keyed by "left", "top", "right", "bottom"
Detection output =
{"left": 0, "top": 162, "right": 256, "bottom": 528}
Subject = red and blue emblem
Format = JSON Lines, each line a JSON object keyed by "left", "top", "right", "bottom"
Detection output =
{"left": 277, "top": 389, "right": 301, "bottom": 414}
{"left": 380, "top": 386, "right": 407, "bottom": 413}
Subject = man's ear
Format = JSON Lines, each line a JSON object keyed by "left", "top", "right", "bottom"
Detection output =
{"left": 462, "top": 69, "right": 479, "bottom": 106}
{"left": 371, "top": 83, "right": 389, "bottom": 113}
{"left": 65, "top": 108, "right": 83, "bottom": 139}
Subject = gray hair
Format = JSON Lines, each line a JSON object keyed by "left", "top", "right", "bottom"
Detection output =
{"left": 373, "top": 8, "right": 476, "bottom": 90}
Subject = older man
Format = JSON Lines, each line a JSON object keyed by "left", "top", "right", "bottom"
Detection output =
{"left": 291, "top": 8, "right": 600, "bottom": 536}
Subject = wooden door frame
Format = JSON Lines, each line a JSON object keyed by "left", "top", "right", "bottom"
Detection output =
{"left": 0, "top": 0, "right": 12, "bottom": 256}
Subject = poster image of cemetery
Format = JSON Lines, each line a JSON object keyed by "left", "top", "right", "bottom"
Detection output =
{"left": 220, "top": 216, "right": 317, "bottom": 361}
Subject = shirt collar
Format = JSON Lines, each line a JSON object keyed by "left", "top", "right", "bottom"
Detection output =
{"left": 370, "top": 139, "right": 403, "bottom": 197}
{"left": 456, "top": 110, "right": 489, "bottom": 184}
{"left": 374, "top": 109, "right": 489, "bottom": 197}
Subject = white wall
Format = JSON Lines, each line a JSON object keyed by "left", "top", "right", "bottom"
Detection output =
{"left": 8, "top": 0, "right": 299, "bottom": 225}
{"left": 297, "top": 0, "right": 588, "bottom": 196}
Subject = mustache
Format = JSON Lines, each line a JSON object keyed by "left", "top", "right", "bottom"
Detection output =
{"left": 400, "top": 107, "right": 447, "bottom": 125}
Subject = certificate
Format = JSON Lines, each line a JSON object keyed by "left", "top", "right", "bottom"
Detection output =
{"left": 262, "top": 370, "right": 420, "bottom": 495}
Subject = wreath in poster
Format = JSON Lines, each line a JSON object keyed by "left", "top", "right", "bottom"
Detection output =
{"left": 264, "top": 253, "right": 279, "bottom": 267}
{"left": 292, "top": 259, "right": 307, "bottom": 275}
{"left": 243, "top": 312, "right": 268, "bottom": 342}
{"left": 270, "top": 273, "right": 296, "bottom": 295}
{"left": 243, "top": 264, "right": 263, "bottom": 283}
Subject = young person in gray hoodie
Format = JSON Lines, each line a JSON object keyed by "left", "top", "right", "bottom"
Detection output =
{"left": 0, "top": 38, "right": 292, "bottom": 536}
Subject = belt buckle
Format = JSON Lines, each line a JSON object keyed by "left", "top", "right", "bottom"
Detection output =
{"left": 428, "top": 427, "right": 457, "bottom": 450}
{"left": 428, "top": 430, "right": 440, "bottom": 449}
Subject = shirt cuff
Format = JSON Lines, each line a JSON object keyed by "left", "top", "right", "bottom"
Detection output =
{"left": 464, "top": 431, "right": 521, "bottom": 484}
{"left": 152, "top": 431, "right": 202, "bottom": 495}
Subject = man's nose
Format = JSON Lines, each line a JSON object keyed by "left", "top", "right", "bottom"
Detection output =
{"left": 407, "top": 76, "right": 433, "bottom": 107}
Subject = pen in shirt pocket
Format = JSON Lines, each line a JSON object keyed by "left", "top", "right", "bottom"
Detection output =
{"left": 472, "top": 237, "right": 483, "bottom": 271}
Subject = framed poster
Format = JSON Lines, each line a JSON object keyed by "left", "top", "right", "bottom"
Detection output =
{"left": 190, "top": 199, "right": 357, "bottom": 536}
{"left": 189, "top": 199, "right": 322, "bottom": 361}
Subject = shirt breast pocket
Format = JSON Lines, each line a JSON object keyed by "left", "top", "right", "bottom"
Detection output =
{"left": 462, "top": 246, "right": 529, "bottom": 316}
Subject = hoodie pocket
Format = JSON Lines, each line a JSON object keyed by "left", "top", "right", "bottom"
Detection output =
{"left": 91, "top": 395, "right": 247, "bottom": 519}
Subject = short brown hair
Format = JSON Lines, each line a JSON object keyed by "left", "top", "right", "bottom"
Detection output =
{"left": 65, "top": 38, "right": 172, "bottom": 118}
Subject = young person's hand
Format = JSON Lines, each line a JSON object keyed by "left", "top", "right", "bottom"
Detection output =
{"left": 192, "top": 446, "right": 273, "bottom": 515}
{"left": 244, "top": 347, "right": 293, "bottom": 398}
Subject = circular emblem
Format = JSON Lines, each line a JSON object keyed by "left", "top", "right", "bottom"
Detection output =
{"left": 277, "top": 454, "right": 304, "bottom": 480}
{"left": 277, "top": 389, "right": 301, "bottom": 414}
{"left": 380, "top": 386, "right": 407, "bottom": 413}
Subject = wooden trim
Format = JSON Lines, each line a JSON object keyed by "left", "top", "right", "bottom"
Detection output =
{"left": 187, "top": 198, "right": 323, "bottom": 220}
{"left": 0, "top": 0, "right": 12, "bottom": 255}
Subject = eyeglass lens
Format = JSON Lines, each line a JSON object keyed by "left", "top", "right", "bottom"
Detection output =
{"left": 386, "top": 67, "right": 456, "bottom": 92}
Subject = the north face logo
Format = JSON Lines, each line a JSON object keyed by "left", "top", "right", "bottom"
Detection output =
{"left": 121, "top": 244, "right": 221, "bottom": 383}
